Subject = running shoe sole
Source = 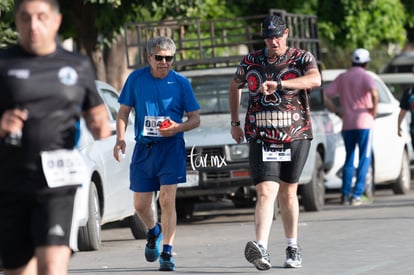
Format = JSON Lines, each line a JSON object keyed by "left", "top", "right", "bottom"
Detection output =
{"left": 244, "top": 241, "right": 271, "bottom": 271}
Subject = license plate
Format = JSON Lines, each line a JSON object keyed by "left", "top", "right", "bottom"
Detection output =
{"left": 180, "top": 171, "right": 199, "bottom": 188}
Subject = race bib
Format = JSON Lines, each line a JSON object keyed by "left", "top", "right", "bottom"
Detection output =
{"left": 262, "top": 144, "right": 291, "bottom": 162}
{"left": 143, "top": 116, "right": 169, "bottom": 137}
{"left": 41, "top": 149, "right": 88, "bottom": 188}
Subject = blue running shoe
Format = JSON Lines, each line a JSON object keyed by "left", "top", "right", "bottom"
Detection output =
{"left": 159, "top": 252, "right": 175, "bottom": 271}
{"left": 145, "top": 230, "right": 162, "bottom": 262}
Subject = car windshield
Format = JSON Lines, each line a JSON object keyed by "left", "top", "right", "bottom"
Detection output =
{"left": 187, "top": 75, "right": 248, "bottom": 115}
{"left": 188, "top": 74, "right": 326, "bottom": 114}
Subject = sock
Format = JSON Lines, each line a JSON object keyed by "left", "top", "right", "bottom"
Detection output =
{"left": 148, "top": 223, "right": 160, "bottom": 237}
{"left": 257, "top": 240, "right": 267, "bottom": 249}
{"left": 287, "top": 238, "right": 297, "bottom": 247}
{"left": 163, "top": 244, "right": 172, "bottom": 254}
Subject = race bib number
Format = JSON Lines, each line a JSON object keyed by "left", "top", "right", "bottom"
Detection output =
{"left": 41, "top": 149, "right": 88, "bottom": 188}
{"left": 143, "top": 116, "right": 169, "bottom": 137}
{"left": 262, "top": 144, "right": 291, "bottom": 162}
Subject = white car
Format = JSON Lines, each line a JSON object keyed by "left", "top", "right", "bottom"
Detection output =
{"left": 379, "top": 72, "right": 414, "bottom": 101}
{"left": 74, "top": 81, "right": 156, "bottom": 251}
{"left": 323, "top": 69, "right": 412, "bottom": 196}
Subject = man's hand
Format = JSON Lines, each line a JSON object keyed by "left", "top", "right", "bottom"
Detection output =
{"left": 0, "top": 108, "right": 28, "bottom": 138}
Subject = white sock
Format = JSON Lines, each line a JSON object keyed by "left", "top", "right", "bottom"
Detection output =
{"left": 257, "top": 240, "right": 267, "bottom": 249}
{"left": 287, "top": 238, "right": 297, "bottom": 247}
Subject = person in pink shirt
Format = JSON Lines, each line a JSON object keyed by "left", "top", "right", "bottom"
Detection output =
{"left": 324, "top": 48, "right": 379, "bottom": 206}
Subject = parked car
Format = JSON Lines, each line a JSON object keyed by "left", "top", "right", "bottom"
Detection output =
{"left": 177, "top": 67, "right": 335, "bottom": 218}
{"left": 74, "top": 80, "right": 156, "bottom": 251}
{"left": 322, "top": 69, "right": 412, "bottom": 196}
{"left": 382, "top": 51, "right": 414, "bottom": 74}
{"left": 379, "top": 72, "right": 414, "bottom": 101}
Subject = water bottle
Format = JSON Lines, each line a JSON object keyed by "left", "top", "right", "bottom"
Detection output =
{"left": 4, "top": 105, "right": 25, "bottom": 147}
{"left": 5, "top": 130, "right": 22, "bottom": 147}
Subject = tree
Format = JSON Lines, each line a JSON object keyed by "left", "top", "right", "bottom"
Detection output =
{"left": 60, "top": 0, "right": 231, "bottom": 90}
{"left": 2, "top": 1, "right": 413, "bottom": 82}
{"left": 401, "top": 0, "right": 414, "bottom": 49}
{"left": 0, "top": 0, "right": 17, "bottom": 48}
{"left": 317, "top": 0, "right": 407, "bottom": 70}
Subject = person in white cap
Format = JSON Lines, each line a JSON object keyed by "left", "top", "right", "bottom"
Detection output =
{"left": 324, "top": 48, "right": 379, "bottom": 206}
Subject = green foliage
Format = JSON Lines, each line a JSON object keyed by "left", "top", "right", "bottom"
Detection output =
{"left": 149, "top": 0, "right": 230, "bottom": 19}
{"left": 1, "top": 0, "right": 413, "bottom": 73}
{"left": 0, "top": 0, "right": 17, "bottom": 48}
{"left": 318, "top": 0, "right": 406, "bottom": 50}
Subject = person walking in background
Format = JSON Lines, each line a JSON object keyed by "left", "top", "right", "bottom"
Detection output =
{"left": 0, "top": 0, "right": 111, "bottom": 274}
{"left": 229, "top": 15, "right": 321, "bottom": 270}
{"left": 324, "top": 48, "right": 379, "bottom": 206}
{"left": 398, "top": 67, "right": 414, "bottom": 149}
{"left": 113, "top": 36, "right": 200, "bottom": 271}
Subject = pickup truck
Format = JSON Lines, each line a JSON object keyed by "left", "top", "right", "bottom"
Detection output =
{"left": 177, "top": 68, "right": 335, "bottom": 218}
{"left": 123, "top": 10, "right": 336, "bottom": 218}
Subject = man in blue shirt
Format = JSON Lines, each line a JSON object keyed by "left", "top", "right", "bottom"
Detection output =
{"left": 113, "top": 36, "right": 200, "bottom": 271}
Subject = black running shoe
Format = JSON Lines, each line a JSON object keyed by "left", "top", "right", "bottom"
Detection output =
{"left": 159, "top": 252, "right": 175, "bottom": 271}
{"left": 145, "top": 229, "right": 162, "bottom": 262}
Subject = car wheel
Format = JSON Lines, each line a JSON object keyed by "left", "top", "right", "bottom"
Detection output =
{"left": 78, "top": 181, "right": 101, "bottom": 251}
{"left": 392, "top": 150, "right": 411, "bottom": 194}
{"left": 129, "top": 213, "right": 147, "bottom": 239}
{"left": 129, "top": 192, "right": 159, "bottom": 239}
{"left": 176, "top": 199, "right": 195, "bottom": 220}
{"left": 300, "top": 153, "right": 325, "bottom": 212}
{"left": 230, "top": 186, "right": 257, "bottom": 208}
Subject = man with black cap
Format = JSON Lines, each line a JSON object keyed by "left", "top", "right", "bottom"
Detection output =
{"left": 229, "top": 15, "right": 321, "bottom": 270}
{"left": 324, "top": 48, "right": 378, "bottom": 206}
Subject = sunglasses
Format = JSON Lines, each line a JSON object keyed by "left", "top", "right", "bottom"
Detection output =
{"left": 153, "top": 55, "right": 174, "bottom": 62}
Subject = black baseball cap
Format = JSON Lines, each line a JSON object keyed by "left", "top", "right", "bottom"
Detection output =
{"left": 262, "top": 15, "right": 286, "bottom": 38}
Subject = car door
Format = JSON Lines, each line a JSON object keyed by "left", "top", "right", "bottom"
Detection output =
{"left": 92, "top": 84, "right": 135, "bottom": 223}
{"left": 372, "top": 77, "right": 406, "bottom": 183}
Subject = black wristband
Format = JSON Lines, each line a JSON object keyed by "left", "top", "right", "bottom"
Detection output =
{"left": 231, "top": 121, "right": 240, "bottom": 126}
{"left": 276, "top": 79, "right": 283, "bottom": 90}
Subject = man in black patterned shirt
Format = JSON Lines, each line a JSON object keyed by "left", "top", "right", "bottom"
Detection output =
{"left": 229, "top": 15, "right": 321, "bottom": 270}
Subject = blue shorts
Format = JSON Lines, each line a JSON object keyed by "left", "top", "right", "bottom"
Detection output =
{"left": 130, "top": 138, "right": 186, "bottom": 192}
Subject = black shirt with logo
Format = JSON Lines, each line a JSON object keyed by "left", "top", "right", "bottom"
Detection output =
{"left": 0, "top": 45, "right": 103, "bottom": 191}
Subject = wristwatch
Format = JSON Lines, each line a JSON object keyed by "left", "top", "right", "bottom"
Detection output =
{"left": 231, "top": 121, "right": 240, "bottom": 126}
{"left": 276, "top": 79, "right": 283, "bottom": 90}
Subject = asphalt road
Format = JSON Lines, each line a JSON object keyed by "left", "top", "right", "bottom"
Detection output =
{"left": 64, "top": 188, "right": 414, "bottom": 275}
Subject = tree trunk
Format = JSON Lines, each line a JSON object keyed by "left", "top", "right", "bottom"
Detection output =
{"left": 71, "top": 0, "right": 106, "bottom": 82}
{"left": 105, "top": 34, "right": 128, "bottom": 91}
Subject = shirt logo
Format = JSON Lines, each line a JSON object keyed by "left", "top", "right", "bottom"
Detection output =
{"left": 58, "top": 66, "right": 78, "bottom": 86}
{"left": 8, "top": 69, "right": 30, "bottom": 79}
{"left": 48, "top": 224, "right": 65, "bottom": 236}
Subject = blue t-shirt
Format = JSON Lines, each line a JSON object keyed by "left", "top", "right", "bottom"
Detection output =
{"left": 119, "top": 67, "right": 200, "bottom": 144}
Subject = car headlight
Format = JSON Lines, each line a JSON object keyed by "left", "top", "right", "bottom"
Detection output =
{"left": 226, "top": 144, "right": 249, "bottom": 161}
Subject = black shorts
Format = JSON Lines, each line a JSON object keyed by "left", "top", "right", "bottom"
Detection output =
{"left": 249, "top": 139, "right": 311, "bottom": 184}
{"left": 0, "top": 186, "right": 78, "bottom": 269}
